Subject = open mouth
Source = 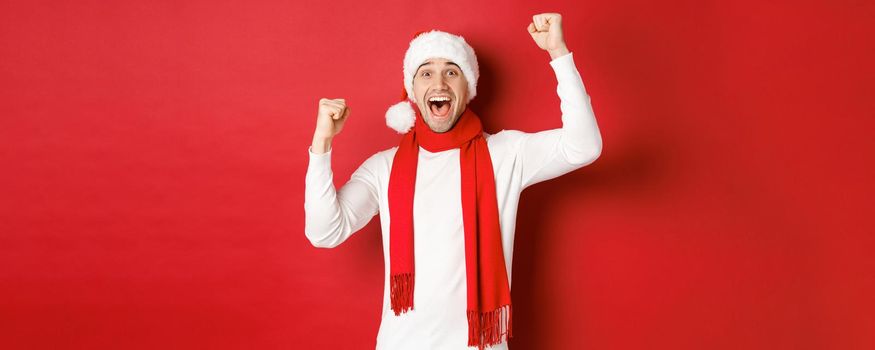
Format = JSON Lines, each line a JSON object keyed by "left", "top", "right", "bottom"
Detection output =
{"left": 427, "top": 96, "right": 453, "bottom": 119}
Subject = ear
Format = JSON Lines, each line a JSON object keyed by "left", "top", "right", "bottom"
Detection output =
{"left": 385, "top": 101, "right": 416, "bottom": 134}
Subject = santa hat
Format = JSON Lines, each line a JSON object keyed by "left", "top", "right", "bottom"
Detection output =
{"left": 385, "top": 30, "right": 480, "bottom": 134}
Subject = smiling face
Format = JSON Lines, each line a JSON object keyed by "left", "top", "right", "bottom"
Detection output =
{"left": 412, "top": 58, "right": 469, "bottom": 133}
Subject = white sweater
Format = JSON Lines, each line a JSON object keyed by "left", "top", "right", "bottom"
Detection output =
{"left": 304, "top": 52, "right": 602, "bottom": 349}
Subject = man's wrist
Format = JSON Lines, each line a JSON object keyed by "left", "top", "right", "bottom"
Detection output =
{"left": 548, "top": 45, "right": 570, "bottom": 60}
{"left": 311, "top": 135, "right": 333, "bottom": 154}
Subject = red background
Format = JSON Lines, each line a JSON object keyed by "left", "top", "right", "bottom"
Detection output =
{"left": 1, "top": 0, "right": 873, "bottom": 349}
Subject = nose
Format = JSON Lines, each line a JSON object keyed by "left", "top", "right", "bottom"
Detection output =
{"left": 434, "top": 74, "right": 449, "bottom": 89}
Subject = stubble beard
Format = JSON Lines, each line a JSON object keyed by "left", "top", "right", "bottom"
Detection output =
{"left": 419, "top": 102, "right": 460, "bottom": 133}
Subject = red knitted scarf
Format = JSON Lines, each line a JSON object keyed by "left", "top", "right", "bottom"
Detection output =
{"left": 388, "top": 101, "right": 513, "bottom": 349}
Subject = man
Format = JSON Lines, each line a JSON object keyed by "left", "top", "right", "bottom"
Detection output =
{"left": 305, "top": 13, "right": 602, "bottom": 350}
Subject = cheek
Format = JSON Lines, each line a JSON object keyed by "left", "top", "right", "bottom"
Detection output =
{"left": 414, "top": 84, "right": 427, "bottom": 97}
{"left": 454, "top": 82, "right": 467, "bottom": 97}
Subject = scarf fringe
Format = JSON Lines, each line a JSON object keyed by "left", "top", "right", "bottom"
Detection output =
{"left": 390, "top": 272, "right": 415, "bottom": 315}
{"left": 467, "top": 303, "right": 513, "bottom": 349}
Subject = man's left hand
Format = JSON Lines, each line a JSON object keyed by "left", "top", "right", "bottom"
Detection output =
{"left": 527, "top": 13, "right": 570, "bottom": 59}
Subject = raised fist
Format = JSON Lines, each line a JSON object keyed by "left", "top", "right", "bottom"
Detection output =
{"left": 314, "top": 98, "right": 350, "bottom": 139}
{"left": 527, "top": 13, "right": 568, "bottom": 56}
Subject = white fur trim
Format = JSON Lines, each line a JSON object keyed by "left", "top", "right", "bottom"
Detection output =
{"left": 385, "top": 101, "right": 416, "bottom": 134}
{"left": 403, "top": 30, "right": 479, "bottom": 104}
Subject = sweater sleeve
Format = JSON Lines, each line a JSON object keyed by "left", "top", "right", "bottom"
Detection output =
{"left": 304, "top": 145, "right": 380, "bottom": 248}
{"left": 518, "top": 51, "right": 603, "bottom": 189}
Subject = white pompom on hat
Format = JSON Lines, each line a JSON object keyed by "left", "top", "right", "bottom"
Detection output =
{"left": 385, "top": 30, "right": 480, "bottom": 134}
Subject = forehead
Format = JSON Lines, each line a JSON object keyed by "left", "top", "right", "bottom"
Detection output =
{"left": 417, "top": 58, "right": 461, "bottom": 71}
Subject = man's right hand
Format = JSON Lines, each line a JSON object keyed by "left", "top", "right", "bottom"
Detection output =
{"left": 315, "top": 98, "right": 350, "bottom": 138}
{"left": 311, "top": 98, "right": 350, "bottom": 154}
{"left": 314, "top": 98, "right": 350, "bottom": 139}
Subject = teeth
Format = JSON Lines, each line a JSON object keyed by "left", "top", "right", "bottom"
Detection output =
{"left": 428, "top": 96, "right": 451, "bottom": 102}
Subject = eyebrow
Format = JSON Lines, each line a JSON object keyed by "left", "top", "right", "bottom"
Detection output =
{"left": 417, "top": 61, "right": 461, "bottom": 71}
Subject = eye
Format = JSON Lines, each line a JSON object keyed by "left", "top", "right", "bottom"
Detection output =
{"left": 421, "top": 72, "right": 431, "bottom": 78}
{"left": 448, "top": 70, "right": 457, "bottom": 76}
